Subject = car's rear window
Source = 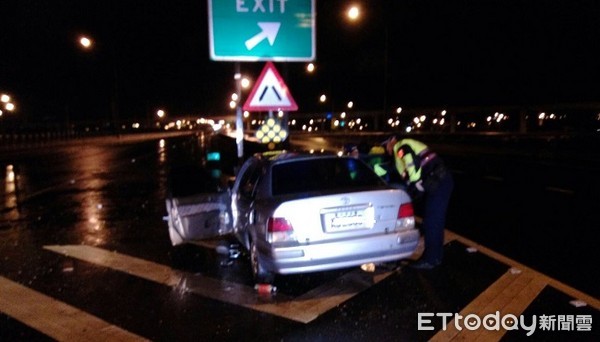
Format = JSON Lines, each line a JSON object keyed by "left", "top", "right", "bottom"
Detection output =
{"left": 271, "top": 157, "right": 385, "bottom": 196}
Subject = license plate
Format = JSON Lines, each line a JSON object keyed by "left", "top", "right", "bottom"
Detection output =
{"left": 322, "top": 205, "right": 374, "bottom": 232}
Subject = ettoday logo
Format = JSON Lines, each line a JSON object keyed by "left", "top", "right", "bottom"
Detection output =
{"left": 418, "top": 311, "right": 537, "bottom": 336}
{"left": 418, "top": 312, "right": 594, "bottom": 336}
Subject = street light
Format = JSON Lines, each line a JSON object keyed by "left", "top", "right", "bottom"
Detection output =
{"left": 230, "top": 77, "right": 252, "bottom": 109}
{"left": 241, "top": 77, "right": 251, "bottom": 89}
{"left": 1, "top": 94, "right": 16, "bottom": 113}
{"left": 156, "top": 109, "right": 165, "bottom": 119}
{"left": 79, "top": 36, "right": 93, "bottom": 49}
{"left": 347, "top": 5, "right": 360, "bottom": 21}
{"left": 75, "top": 34, "right": 120, "bottom": 135}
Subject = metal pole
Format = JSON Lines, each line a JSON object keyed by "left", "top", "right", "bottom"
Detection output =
{"left": 235, "top": 62, "right": 244, "bottom": 162}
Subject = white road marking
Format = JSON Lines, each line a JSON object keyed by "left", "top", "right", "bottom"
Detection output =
{"left": 1, "top": 229, "right": 594, "bottom": 339}
{"left": 0, "top": 276, "right": 148, "bottom": 342}
{"left": 43, "top": 245, "right": 395, "bottom": 323}
{"left": 430, "top": 269, "right": 546, "bottom": 341}
{"left": 432, "top": 231, "right": 600, "bottom": 340}
{"left": 445, "top": 230, "right": 600, "bottom": 310}
{"left": 545, "top": 186, "right": 575, "bottom": 195}
{"left": 483, "top": 175, "right": 504, "bottom": 182}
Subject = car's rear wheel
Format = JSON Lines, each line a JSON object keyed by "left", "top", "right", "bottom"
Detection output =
{"left": 250, "top": 238, "right": 274, "bottom": 284}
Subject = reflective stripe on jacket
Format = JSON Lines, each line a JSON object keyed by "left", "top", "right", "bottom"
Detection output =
{"left": 392, "top": 139, "right": 430, "bottom": 184}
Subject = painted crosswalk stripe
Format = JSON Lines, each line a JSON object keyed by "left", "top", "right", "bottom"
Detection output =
{"left": 445, "top": 230, "right": 600, "bottom": 310}
{"left": 429, "top": 269, "right": 546, "bottom": 341}
{"left": 0, "top": 276, "right": 148, "bottom": 342}
{"left": 43, "top": 245, "right": 395, "bottom": 324}
{"left": 431, "top": 230, "right": 600, "bottom": 341}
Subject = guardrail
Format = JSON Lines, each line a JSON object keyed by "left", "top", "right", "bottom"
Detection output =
{"left": 0, "top": 129, "right": 195, "bottom": 152}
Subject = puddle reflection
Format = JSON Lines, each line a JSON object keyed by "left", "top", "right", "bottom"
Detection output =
{"left": 3, "top": 164, "right": 19, "bottom": 221}
{"left": 68, "top": 146, "right": 112, "bottom": 246}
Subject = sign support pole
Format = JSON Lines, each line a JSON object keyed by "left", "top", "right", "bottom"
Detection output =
{"left": 235, "top": 62, "right": 244, "bottom": 163}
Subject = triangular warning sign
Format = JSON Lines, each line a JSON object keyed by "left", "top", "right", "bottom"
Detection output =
{"left": 243, "top": 62, "right": 298, "bottom": 112}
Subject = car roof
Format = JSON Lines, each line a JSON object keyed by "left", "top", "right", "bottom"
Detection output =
{"left": 254, "top": 150, "right": 339, "bottom": 163}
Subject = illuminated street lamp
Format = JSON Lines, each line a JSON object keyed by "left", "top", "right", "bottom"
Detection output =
{"left": 79, "top": 36, "right": 93, "bottom": 49}
{"left": 241, "top": 77, "right": 251, "bottom": 89}
{"left": 347, "top": 5, "right": 360, "bottom": 21}
{"left": 319, "top": 94, "right": 327, "bottom": 103}
{"left": 1, "top": 94, "right": 16, "bottom": 113}
{"left": 75, "top": 34, "right": 120, "bottom": 134}
{"left": 306, "top": 63, "right": 315, "bottom": 73}
{"left": 156, "top": 109, "right": 165, "bottom": 119}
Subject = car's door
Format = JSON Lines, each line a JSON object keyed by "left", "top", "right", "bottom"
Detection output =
{"left": 231, "top": 158, "right": 263, "bottom": 248}
{"left": 166, "top": 163, "right": 233, "bottom": 245}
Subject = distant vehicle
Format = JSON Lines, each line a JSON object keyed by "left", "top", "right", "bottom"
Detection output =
{"left": 166, "top": 151, "right": 419, "bottom": 284}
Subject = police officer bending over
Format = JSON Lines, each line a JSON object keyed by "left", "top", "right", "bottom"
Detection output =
{"left": 385, "top": 136, "right": 453, "bottom": 269}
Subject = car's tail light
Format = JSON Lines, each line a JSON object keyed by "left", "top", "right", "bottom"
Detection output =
{"left": 267, "top": 217, "right": 296, "bottom": 243}
{"left": 398, "top": 203, "right": 414, "bottom": 218}
{"left": 396, "top": 202, "right": 415, "bottom": 231}
{"left": 268, "top": 217, "right": 293, "bottom": 232}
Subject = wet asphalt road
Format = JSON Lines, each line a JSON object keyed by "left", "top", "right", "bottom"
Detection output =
{"left": 0, "top": 132, "right": 598, "bottom": 341}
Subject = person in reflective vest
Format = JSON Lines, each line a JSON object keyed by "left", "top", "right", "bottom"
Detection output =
{"left": 385, "top": 136, "right": 454, "bottom": 269}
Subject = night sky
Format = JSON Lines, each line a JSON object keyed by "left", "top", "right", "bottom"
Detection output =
{"left": 1, "top": 0, "right": 599, "bottom": 123}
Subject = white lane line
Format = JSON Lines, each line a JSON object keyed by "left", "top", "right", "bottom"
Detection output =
{"left": 483, "top": 175, "right": 504, "bottom": 182}
{"left": 0, "top": 276, "right": 148, "bottom": 342}
{"left": 43, "top": 245, "right": 394, "bottom": 324}
{"left": 545, "top": 186, "right": 575, "bottom": 195}
{"left": 432, "top": 230, "right": 600, "bottom": 340}
{"left": 430, "top": 269, "right": 546, "bottom": 341}
{"left": 445, "top": 230, "right": 600, "bottom": 310}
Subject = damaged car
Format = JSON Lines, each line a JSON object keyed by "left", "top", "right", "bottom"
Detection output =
{"left": 166, "top": 151, "right": 419, "bottom": 284}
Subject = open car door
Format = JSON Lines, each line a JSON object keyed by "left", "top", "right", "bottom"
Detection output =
{"left": 165, "top": 163, "right": 233, "bottom": 246}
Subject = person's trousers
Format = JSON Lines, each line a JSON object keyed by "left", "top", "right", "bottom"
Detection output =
{"left": 421, "top": 172, "right": 454, "bottom": 264}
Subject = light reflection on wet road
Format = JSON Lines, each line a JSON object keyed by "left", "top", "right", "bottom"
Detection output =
{"left": 0, "top": 135, "right": 181, "bottom": 257}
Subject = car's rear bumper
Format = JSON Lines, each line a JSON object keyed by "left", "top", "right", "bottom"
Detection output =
{"left": 260, "top": 229, "right": 420, "bottom": 274}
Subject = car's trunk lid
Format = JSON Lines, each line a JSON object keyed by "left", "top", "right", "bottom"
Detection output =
{"left": 271, "top": 189, "right": 408, "bottom": 244}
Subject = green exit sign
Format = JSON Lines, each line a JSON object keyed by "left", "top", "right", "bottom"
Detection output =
{"left": 208, "top": 0, "right": 315, "bottom": 61}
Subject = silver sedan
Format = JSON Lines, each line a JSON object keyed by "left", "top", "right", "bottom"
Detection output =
{"left": 231, "top": 152, "right": 419, "bottom": 283}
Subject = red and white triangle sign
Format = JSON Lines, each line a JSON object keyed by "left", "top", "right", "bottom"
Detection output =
{"left": 243, "top": 62, "right": 298, "bottom": 112}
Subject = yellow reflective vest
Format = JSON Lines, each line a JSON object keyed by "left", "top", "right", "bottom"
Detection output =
{"left": 392, "top": 139, "right": 430, "bottom": 184}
